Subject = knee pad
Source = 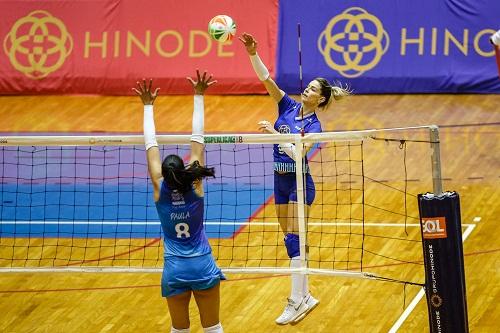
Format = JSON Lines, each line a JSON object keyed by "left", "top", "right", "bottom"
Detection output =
{"left": 284, "top": 233, "right": 300, "bottom": 258}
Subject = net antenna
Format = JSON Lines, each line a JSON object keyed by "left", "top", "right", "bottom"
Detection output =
{"left": 297, "top": 22, "right": 305, "bottom": 136}
{"left": 295, "top": 21, "right": 311, "bottom": 287}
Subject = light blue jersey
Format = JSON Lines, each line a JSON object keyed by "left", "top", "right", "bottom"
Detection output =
{"left": 155, "top": 180, "right": 225, "bottom": 297}
{"left": 155, "top": 181, "right": 212, "bottom": 258}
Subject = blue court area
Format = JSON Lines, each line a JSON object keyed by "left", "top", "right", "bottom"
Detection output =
{"left": 0, "top": 144, "right": 275, "bottom": 239}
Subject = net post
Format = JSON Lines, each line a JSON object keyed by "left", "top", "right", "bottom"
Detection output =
{"left": 429, "top": 125, "right": 443, "bottom": 195}
{"left": 421, "top": 126, "right": 469, "bottom": 332}
{"left": 294, "top": 136, "right": 307, "bottom": 270}
{"left": 418, "top": 192, "right": 469, "bottom": 332}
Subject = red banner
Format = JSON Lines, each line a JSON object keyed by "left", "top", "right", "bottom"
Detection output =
{"left": 0, "top": 0, "right": 278, "bottom": 95}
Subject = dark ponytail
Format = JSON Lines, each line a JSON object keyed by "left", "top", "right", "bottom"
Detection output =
{"left": 162, "top": 154, "right": 215, "bottom": 193}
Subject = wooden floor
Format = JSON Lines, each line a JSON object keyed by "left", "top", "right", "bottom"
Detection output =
{"left": 0, "top": 93, "right": 499, "bottom": 332}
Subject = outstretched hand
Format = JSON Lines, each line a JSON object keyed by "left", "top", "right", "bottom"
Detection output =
{"left": 132, "top": 79, "right": 160, "bottom": 105}
{"left": 238, "top": 33, "right": 257, "bottom": 56}
{"left": 187, "top": 69, "right": 217, "bottom": 95}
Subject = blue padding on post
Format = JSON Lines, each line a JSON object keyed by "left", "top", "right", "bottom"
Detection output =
{"left": 284, "top": 233, "right": 300, "bottom": 258}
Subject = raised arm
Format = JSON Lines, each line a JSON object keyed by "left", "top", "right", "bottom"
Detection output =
{"left": 239, "top": 33, "right": 285, "bottom": 103}
{"left": 186, "top": 70, "right": 217, "bottom": 166}
{"left": 133, "top": 79, "right": 162, "bottom": 201}
{"left": 185, "top": 70, "right": 216, "bottom": 196}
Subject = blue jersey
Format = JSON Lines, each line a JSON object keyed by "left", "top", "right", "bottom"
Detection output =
{"left": 155, "top": 181, "right": 212, "bottom": 258}
{"left": 274, "top": 94, "right": 322, "bottom": 173}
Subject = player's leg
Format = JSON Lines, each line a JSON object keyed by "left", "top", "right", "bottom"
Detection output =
{"left": 286, "top": 200, "right": 304, "bottom": 303}
{"left": 275, "top": 203, "right": 289, "bottom": 232}
{"left": 274, "top": 173, "right": 319, "bottom": 324}
{"left": 166, "top": 291, "right": 192, "bottom": 332}
{"left": 272, "top": 174, "right": 303, "bottom": 324}
{"left": 276, "top": 174, "right": 319, "bottom": 324}
{"left": 294, "top": 174, "right": 319, "bottom": 322}
{"left": 274, "top": 201, "right": 309, "bottom": 325}
{"left": 289, "top": 201, "right": 318, "bottom": 308}
{"left": 287, "top": 201, "right": 319, "bottom": 324}
{"left": 193, "top": 283, "right": 223, "bottom": 332}
{"left": 274, "top": 173, "right": 291, "bottom": 233}
{"left": 163, "top": 256, "right": 196, "bottom": 332}
{"left": 288, "top": 172, "right": 316, "bottom": 299}
{"left": 275, "top": 173, "right": 303, "bottom": 305}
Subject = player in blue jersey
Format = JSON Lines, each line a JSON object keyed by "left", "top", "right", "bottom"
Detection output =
{"left": 134, "top": 70, "right": 225, "bottom": 333}
{"left": 239, "top": 33, "right": 351, "bottom": 325}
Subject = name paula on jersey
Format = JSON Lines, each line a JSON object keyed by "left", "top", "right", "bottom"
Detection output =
{"left": 171, "top": 211, "right": 190, "bottom": 221}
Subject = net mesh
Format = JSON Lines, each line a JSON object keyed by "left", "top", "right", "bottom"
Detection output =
{"left": 0, "top": 129, "right": 434, "bottom": 284}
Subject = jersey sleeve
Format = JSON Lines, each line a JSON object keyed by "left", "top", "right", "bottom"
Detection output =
{"left": 277, "top": 93, "right": 297, "bottom": 116}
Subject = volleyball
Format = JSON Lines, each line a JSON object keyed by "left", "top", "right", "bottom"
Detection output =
{"left": 208, "top": 15, "right": 236, "bottom": 42}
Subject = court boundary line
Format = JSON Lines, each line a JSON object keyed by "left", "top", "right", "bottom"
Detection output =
{"left": 387, "top": 223, "right": 476, "bottom": 333}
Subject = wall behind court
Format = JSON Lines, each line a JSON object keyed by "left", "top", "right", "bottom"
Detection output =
{"left": 0, "top": 0, "right": 499, "bottom": 95}
{"left": 0, "top": 0, "right": 277, "bottom": 95}
{"left": 277, "top": 0, "right": 500, "bottom": 93}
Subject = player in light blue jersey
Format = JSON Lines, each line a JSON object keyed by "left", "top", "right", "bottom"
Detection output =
{"left": 239, "top": 33, "right": 351, "bottom": 325}
{"left": 134, "top": 70, "right": 225, "bottom": 333}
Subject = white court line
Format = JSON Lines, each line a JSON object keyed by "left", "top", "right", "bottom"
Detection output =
{"left": 387, "top": 223, "right": 476, "bottom": 333}
{"left": 0, "top": 220, "right": 474, "bottom": 227}
{"left": 2, "top": 218, "right": 477, "bottom": 330}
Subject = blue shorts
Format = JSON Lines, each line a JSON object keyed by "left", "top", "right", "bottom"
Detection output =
{"left": 274, "top": 172, "right": 315, "bottom": 206}
{"left": 161, "top": 253, "right": 226, "bottom": 297}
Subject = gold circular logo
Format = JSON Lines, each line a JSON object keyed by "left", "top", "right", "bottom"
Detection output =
{"left": 3, "top": 10, "right": 73, "bottom": 79}
{"left": 318, "top": 7, "right": 389, "bottom": 78}
{"left": 431, "top": 294, "right": 443, "bottom": 308}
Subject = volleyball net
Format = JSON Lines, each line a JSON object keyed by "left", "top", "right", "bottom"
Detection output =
{"left": 0, "top": 127, "right": 442, "bottom": 284}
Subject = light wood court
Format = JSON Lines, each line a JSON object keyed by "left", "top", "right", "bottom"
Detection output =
{"left": 0, "top": 93, "right": 499, "bottom": 332}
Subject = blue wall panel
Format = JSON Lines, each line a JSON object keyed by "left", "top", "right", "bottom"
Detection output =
{"left": 276, "top": 0, "right": 500, "bottom": 93}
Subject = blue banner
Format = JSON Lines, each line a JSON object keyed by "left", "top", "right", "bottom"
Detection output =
{"left": 276, "top": 0, "right": 500, "bottom": 93}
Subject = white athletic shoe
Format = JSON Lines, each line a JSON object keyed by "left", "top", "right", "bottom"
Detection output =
{"left": 293, "top": 294, "right": 320, "bottom": 323}
{"left": 293, "top": 294, "right": 319, "bottom": 324}
{"left": 275, "top": 297, "right": 309, "bottom": 325}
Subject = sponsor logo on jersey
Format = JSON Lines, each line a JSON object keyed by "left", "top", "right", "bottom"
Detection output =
{"left": 171, "top": 191, "right": 185, "bottom": 205}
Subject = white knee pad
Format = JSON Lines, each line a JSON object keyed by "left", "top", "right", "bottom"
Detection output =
{"left": 171, "top": 327, "right": 190, "bottom": 333}
{"left": 203, "top": 322, "right": 223, "bottom": 333}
